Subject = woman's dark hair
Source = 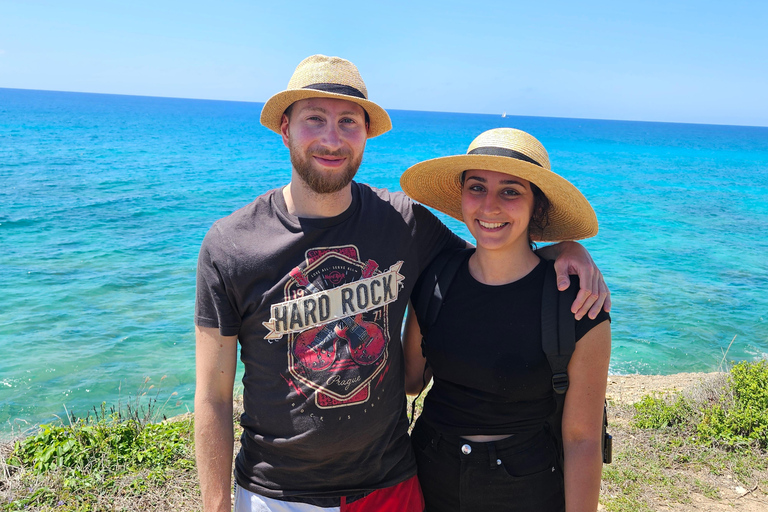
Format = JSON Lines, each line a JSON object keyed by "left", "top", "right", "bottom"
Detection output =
{"left": 529, "top": 183, "right": 551, "bottom": 249}
{"left": 460, "top": 171, "right": 551, "bottom": 249}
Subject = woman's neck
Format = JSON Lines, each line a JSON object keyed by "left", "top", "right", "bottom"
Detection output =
{"left": 468, "top": 245, "right": 541, "bottom": 285}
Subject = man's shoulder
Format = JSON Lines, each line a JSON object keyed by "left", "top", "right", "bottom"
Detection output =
{"left": 210, "top": 188, "right": 279, "bottom": 232}
{"left": 201, "top": 188, "right": 282, "bottom": 253}
{"left": 354, "top": 182, "right": 415, "bottom": 214}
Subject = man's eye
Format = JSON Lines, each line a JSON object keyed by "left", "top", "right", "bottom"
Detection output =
{"left": 340, "top": 118, "right": 356, "bottom": 124}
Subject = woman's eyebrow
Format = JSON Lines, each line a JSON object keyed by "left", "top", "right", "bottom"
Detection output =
{"left": 465, "top": 175, "right": 526, "bottom": 186}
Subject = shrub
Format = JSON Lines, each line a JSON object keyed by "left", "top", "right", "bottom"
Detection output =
{"left": 4, "top": 389, "right": 195, "bottom": 510}
{"left": 696, "top": 360, "right": 768, "bottom": 449}
{"left": 633, "top": 394, "right": 693, "bottom": 429}
{"left": 632, "top": 359, "right": 768, "bottom": 451}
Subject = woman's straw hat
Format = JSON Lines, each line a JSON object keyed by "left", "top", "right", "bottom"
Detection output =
{"left": 260, "top": 54, "right": 392, "bottom": 138}
{"left": 400, "top": 128, "right": 598, "bottom": 242}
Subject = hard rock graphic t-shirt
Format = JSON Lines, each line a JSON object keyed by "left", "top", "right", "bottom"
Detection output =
{"left": 195, "top": 181, "right": 463, "bottom": 498}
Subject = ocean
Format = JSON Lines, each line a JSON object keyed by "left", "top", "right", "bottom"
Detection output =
{"left": 1, "top": 88, "right": 767, "bottom": 438}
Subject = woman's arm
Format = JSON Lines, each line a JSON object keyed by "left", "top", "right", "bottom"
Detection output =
{"left": 561, "top": 320, "right": 611, "bottom": 512}
{"left": 403, "top": 304, "right": 433, "bottom": 395}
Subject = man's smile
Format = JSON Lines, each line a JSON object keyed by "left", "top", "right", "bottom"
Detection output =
{"left": 313, "top": 155, "right": 347, "bottom": 167}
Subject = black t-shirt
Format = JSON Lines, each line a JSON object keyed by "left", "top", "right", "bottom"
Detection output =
{"left": 195, "top": 181, "right": 464, "bottom": 498}
{"left": 420, "top": 255, "right": 610, "bottom": 436}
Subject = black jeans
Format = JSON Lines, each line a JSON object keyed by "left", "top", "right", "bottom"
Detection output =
{"left": 411, "top": 418, "right": 565, "bottom": 512}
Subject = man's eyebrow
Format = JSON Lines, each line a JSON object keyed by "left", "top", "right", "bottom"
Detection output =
{"left": 297, "top": 106, "right": 365, "bottom": 117}
{"left": 298, "top": 106, "right": 328, "bottom": 114}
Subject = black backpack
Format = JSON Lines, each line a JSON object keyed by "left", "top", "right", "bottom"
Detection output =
{"left": 411, "top": 248, "right": 612, "bottom": 467}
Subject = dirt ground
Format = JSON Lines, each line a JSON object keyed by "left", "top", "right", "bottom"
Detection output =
{"left": 606, "top": 372, "right": 723, "bottom": 405}
{"left": 2, "top": 372, "right": 764, "bottom": 511}
{"left": 602, "top": 372, "right": 767, "bottom": 512}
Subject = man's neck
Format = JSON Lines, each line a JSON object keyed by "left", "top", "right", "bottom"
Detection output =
{"left": 282, "top": 180, "right": 354, "bottom": 219}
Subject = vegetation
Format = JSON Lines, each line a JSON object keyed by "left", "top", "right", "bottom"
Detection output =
{"left": 2, "top": 361, "right": 767, "bottom": 511}
{"left": 1, "top": 378, "right": 199, "bottom": 511}
{"left": 633, "top": 360, "right": 768, "bottom": 449}
{"left": 601, "top": 359, "right": 768, "bottom": 511}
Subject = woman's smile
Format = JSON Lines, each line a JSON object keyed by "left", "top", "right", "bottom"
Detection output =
{"left": 476, "top": 219, "right": 509, "bottom": 230}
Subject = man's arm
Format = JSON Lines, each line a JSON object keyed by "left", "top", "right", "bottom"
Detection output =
{"left": 195, "top": 325, "right": 238, "bottom": 512}
{"left": 536, "top": 241, "right": 611, "bottom": 320}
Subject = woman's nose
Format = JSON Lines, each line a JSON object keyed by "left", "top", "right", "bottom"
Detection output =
{"left": 482, "top": 193, "right": 502, "bottom": 213}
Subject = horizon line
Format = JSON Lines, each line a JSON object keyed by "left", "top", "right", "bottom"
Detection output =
{"left": 2, "top": 86, "right": 767, "bottom": 130}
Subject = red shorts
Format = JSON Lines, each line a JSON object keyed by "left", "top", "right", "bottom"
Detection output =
{"left": 234, "top": 475, "right": 424, "bottom": 512}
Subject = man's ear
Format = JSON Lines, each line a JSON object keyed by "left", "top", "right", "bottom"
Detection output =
{"left": 280, "top": 113, "right": 291, "bottom": 148}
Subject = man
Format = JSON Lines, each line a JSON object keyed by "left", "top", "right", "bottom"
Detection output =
{"left": 194, "top": 55, "right": 609, "bottom": 512}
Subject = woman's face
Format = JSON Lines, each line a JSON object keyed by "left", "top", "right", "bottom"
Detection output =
{"left": 461, "top": 169, "right": 535, "bottom": 253}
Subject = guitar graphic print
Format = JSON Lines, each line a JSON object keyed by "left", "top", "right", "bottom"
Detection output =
{"left": 289, "top": 264, "right": 387, "bottom": 369}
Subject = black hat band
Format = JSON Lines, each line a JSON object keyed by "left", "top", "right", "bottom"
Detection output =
{"left": 468, "top": 146, "right": 543, "bottom": 168}
{"left": 302, "top": 83, "right": 367, "bottom": 99}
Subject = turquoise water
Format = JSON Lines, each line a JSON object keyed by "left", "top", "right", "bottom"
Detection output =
{"left": 1, "top": 88, "right": 767, "bottom": 438}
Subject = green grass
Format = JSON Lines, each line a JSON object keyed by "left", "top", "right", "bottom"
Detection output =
{"left": 600, "top": 359, "right": 768, "bottom": 511}
{"left": 1, "top": 379, "right": 198, "bottom": 511}
{"left": 633, "top": 360, "right": 768, "bottom": 450}
{"left": 3, "top": 361, "right": 767, "bottom": 511}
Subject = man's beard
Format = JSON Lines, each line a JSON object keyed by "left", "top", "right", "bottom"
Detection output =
{"left": 289, "top": 143, "right": 363, "bottom": 195}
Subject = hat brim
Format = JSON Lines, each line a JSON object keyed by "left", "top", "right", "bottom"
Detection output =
{"left": 260, "top": 89, "right": 392, "bottom": 138}
{"left": 400, "top": 154, "right": 598, "bottom": 242}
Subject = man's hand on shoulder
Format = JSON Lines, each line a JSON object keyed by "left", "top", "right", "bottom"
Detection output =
{"left": 538, "top": 241, "right": 611, "bottom": 320}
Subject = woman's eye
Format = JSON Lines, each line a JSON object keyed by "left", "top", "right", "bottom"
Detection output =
{"left": 502, "top": 189, "right": 521, "bottom": 196}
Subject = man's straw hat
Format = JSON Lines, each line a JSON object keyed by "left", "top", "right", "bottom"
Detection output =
{"left": 400, "top": 128, "right": 598, "bottom": 242}
{"left": 260, "top": 55, "right": 392, "bottom": 138}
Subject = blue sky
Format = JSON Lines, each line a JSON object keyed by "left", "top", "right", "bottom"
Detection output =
{"left": 1, "top": 0, "right": 767, "bottom": 126}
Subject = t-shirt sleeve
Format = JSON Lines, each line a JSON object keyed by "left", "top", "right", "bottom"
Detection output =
{"left": 570, "top": 275, "right": 611, "bottom": 342}
{"left": 412, "top": 202, "right": 465, "bottom": 274}
{"left": 194, "top": 225, "right": 241, "bottom": 337}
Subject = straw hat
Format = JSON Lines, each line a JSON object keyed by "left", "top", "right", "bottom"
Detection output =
{"left": 400, "top": 128, "right": 598, "bottom": 242}
{"left": 260, "top": 54, "right": 392, "bottom": 138}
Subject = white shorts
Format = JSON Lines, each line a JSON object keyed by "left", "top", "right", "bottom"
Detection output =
{"left": 235, "top": 484, "right": 341, "bottom": 512}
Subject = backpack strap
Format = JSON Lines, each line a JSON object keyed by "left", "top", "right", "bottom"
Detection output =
{"left": 541, "top": 263, "right": 576, "bottom": 395}
{"left": 541, "top": 262, "right": 611, "bottom": 465}
{"left": 408, "top": 248, "right": 472, "bottom": 425}
{"left": 412, "top": 248, "right": 473, "bottom": 339}
{"left": 541, "top": 262, "right": 577, "bottom": 469}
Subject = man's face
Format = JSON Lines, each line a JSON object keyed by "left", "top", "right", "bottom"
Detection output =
{"left": 281, "top": 97, "right": 368, "bottom": 194}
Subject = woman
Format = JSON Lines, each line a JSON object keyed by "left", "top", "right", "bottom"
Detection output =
{"left": 400, "top": 128, "right": 611, "bottom": 512}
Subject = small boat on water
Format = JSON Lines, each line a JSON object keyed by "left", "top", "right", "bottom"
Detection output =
{"left": 502, "top": 111, "right": 507, "bottom": 118}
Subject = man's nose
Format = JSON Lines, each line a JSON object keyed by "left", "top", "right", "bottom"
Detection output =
{"left": 321, "top": 124, "right": 343, "bottom": 149}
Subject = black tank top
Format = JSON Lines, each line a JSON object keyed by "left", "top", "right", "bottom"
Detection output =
{"left": 420, "top": 257, "right": 609, "bottom": 436}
